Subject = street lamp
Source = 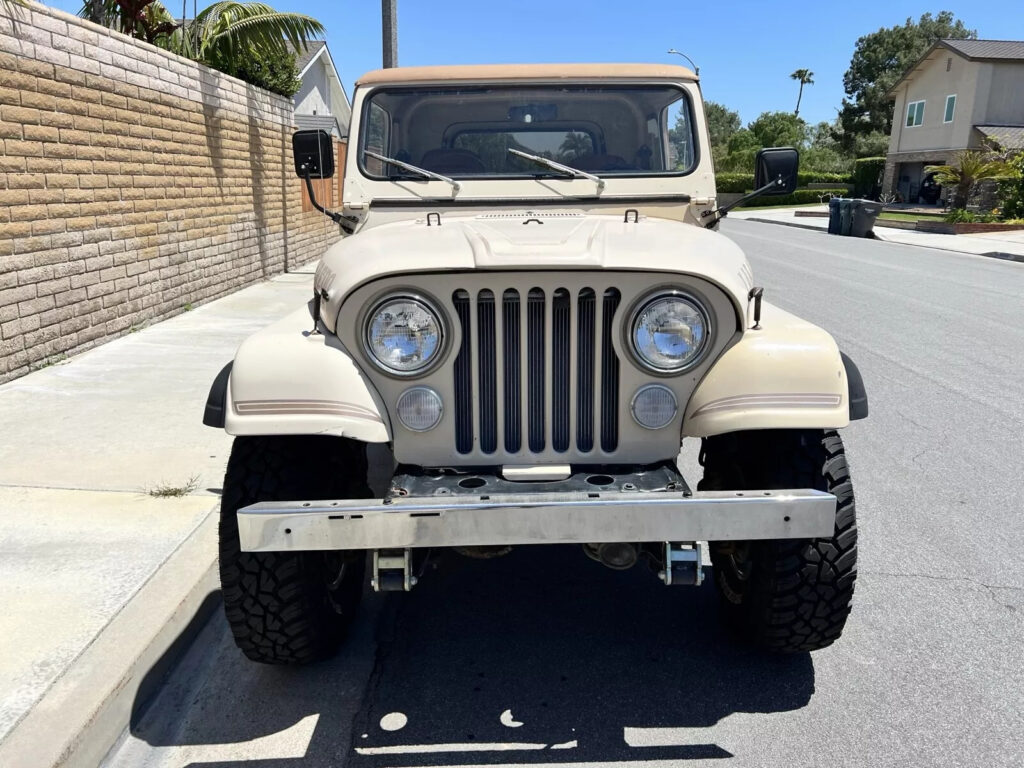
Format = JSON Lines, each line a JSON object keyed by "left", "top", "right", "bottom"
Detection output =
{"left": 667, "top": 48, "right": 699, "bottom": 76}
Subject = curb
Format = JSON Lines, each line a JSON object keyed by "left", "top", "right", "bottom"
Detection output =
{"left": 0, "top": 507, "right": 220, "bottom": 768}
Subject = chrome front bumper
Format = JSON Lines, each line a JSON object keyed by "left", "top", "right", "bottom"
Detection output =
{"left": 236, "top": 466, "right": 837, "bottom": 552}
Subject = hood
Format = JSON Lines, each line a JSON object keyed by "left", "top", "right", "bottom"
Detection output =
{"left": 314, "top": 211, "right": 754, "bottom": 333}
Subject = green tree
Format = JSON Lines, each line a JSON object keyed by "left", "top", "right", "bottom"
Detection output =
{"left": 748, "top": 111, "right": 807, "bottom": 149}
{"left": 838, "top": 12, "right": 975, "bottom": 145}
{"left": 790, "top": 69, "right": 814, "bottom": 117}
{"left": 172, "top": 2, "right": 324, "bottom": 73}
{"left": 927, "top": 149, "right": 1018, "bottom": 209}
{"left": 704, "top": 101, "right": 741, "bottom": 148}
{"left": 79, "top": 1, "right": 323, "bottom": 95}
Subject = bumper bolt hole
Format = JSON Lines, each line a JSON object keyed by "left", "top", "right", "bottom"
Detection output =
{"left": 586, "top": 474, "right": 614, "bottom": 486}
{"left": 459, "top": 477, "right": 486, "bottom": 489}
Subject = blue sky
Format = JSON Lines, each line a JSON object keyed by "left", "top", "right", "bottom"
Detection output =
{"left": 47, "top": 1, "right": 1024, "bottom": 127}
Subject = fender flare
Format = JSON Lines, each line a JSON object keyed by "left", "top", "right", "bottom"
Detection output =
{"left": 202, "top": 361, "right": 233, "bottom": 428}
{"left": 841, "top": 351, "right": 868, "bottom": 420}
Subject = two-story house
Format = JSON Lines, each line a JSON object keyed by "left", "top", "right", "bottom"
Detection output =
{"left": 883, "top": 39, "right": 1024, "bottom": 203}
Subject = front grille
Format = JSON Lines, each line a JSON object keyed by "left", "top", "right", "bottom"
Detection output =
{"left": 453, "top": 285, "right": 621, "bottom": 457}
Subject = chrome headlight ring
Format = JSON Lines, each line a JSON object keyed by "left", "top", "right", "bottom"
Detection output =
{"left": 627, "top": 289, "right": 712, "bottom": 375}
{"left": 363, "top": 293, "right": 446, "bottom": 377}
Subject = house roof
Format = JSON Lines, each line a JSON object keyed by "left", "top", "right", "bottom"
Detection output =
{"left": 888, "top": 39, "right": 1024, "bottom": 96}
{"left": 975, "top": 125, "right": 1024, "bottom": 150}
{"left": 355, "top": 63, "right": 697, "bottom": 86}
{"left": 287, "top": 40, "right": 327, "bottom": 75}
{"left": 940, "top": 39, "right": 1024, "bottom": 60}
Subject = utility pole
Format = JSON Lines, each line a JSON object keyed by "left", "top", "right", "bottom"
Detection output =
{"left": 382, "top": 0, "right": 398, "bottom": 68}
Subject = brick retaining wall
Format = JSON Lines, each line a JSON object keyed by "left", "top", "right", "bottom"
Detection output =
{"left": 0, "top": 4, "right": 343, "bottom": 381}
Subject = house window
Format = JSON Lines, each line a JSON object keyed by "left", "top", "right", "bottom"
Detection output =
{"left": 944, "top": 94, "right": 956, "bottom": 123}
{"left": 906, "top": 100, "right": 925, "bottom": 127}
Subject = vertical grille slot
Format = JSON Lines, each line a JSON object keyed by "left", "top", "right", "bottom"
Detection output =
{"left": 527, "top": 288, "right": 546, "bottom": 452}
{"left": 452, "top": 290, "right": 473, "bottom": 454}
{"left": 502, "top": 289, "right": 521, "bottom": 453}
{"left": 600, "top": 288, "right": 621, "bottom": 452}
{"left": 576, "top": 288, "right": 595, "bottom": 452}
{"left": 477, "top": 290, "right": 497, "bottom": 453}
{"left": 552, "top": 289, "right": 571, "bottom": 452}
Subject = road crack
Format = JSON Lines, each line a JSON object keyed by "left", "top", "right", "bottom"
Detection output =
{"left": 862, "top": 568, "right": 1021, "bottom": 611}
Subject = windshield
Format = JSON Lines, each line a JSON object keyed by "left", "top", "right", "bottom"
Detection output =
{"left": 359, "top": 84, "right": 696, "bottom": 180}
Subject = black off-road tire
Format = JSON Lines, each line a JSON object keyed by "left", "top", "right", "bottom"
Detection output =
{"left": 699, "top": 429, "right": 857, "bottom": 653}
{"left": 219, "top": 435, "right": 371, "bottom": 665}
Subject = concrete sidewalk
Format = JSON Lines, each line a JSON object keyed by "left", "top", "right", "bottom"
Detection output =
{"left": 731, "top": 206, "right": 1024, "bottom": 261}
{"left": 0, "top": 264, "right": 316, "bottom": 766}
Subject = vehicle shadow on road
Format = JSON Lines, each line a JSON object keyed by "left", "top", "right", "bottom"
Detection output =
{"left": 131, "top": 546, "right": 815, "bottom": 767}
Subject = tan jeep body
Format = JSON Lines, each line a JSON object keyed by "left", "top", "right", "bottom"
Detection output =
{"left": 206, "top": 65, "right": 864, "bottom": 658}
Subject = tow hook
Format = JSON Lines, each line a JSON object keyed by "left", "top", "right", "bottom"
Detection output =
{"left": 372, "top": 548, "right": 416, "bottom": 592}
{"left": 659, "top": 542, "right": 705, "bottom": 586}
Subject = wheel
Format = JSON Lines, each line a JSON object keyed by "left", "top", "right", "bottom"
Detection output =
{"left": 218, "top": 435, "right": 370, "bottom": 664}
{"left": 699, "top": 429, "right": 857, "bottom": 652}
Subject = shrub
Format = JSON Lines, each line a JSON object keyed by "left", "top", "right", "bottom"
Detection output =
{"left": 944, "top": 209, "right": 1000, "bottom": 223}
{"left": 738, "top": 189, "right": 849, "bottom": 208}
{"left": 998, "top": 151, "right": 1024, "bottom": 219}
{"left": 218, "top": 48, "right": 302, "bottom": 97}
{"left": 853, "top": 157, "right": 886, "bottom": 198}
{"left": 715, "top": 172, "right": 852, "bottom": 194}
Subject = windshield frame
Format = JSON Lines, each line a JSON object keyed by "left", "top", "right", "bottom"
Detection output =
{"left": 355, "top": 82, "right": 700, "bottom": 185}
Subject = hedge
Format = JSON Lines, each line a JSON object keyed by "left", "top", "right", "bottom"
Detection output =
{"left": 736, "top": 189, "right": 850, "bottom": 208}
{"left": 716, "top": 171, "right": 854, "bottom": 193}
{"left": 853, "top": 157, "right": 886, "bottom": 198}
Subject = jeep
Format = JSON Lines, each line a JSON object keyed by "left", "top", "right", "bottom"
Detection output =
{"left": 203, "top": 63, "right": 866, "bottom": 664}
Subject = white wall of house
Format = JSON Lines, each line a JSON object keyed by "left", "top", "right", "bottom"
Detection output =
{"left": 983, "top": 62, "right": 1024, "bottom": 124}
{"left": 293, "top": 52, "right": 352, "bottom": 136}
{"left": 888, "top": 52, "right": 980, "bottom": 154}
{"left": 295, "top": 58, "right": 331, "bottom": 116}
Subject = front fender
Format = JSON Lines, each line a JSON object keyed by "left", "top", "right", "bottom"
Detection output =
{"left": 205, "top": 308, "right": 390, "bottom": 442}
{"left": 683, "top": 302, "right": 853, "bottom": 437}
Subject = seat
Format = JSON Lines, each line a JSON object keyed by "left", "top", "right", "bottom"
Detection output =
{"left": 419, "top": 148, "right": 486, "bottom": 174}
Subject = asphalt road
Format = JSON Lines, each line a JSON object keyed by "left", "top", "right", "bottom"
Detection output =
{"left": 104, "top": 220, "right": 1024, "bottom": 768}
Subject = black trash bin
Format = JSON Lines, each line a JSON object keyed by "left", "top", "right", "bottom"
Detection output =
{"left": 850, "top": 199, "right": 882, "bottom": 237}
{"left": 828, "top": 197, "right": 842, "bottom": 234}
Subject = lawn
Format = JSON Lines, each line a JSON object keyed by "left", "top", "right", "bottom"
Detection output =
{"left": 878, "top": 212, "right": 942, "bottom": 222}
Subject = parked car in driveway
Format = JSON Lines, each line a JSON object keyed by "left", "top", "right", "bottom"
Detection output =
{"left": 919, "top": 171, "right": 942, "bottom": 204}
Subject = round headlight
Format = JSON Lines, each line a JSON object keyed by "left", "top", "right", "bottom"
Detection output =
{"left": 365, "top": 296, "right": 443, "bottom": 375}
{"left": 630, "top": 292, "right": 709, "bottom": 373}
{"left": 396, "top": 387, "right": 443, "bottom": 431}
{"left": 631, "top": 384, "right": 678, "bottom": 429}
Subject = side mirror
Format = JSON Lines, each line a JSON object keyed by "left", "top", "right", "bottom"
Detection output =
{"left": 754, "top": 147, "right": 799, "bottom": 195}
{"left": 293, "top": 129, "right": 334, "bottom": 179}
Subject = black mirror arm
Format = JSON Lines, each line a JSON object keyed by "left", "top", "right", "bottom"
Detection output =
{"left": 701, "top": 175, "right": 789, "bottom": 228}
{"left": 302, "top": 168, "right": 358, "bottom": 234}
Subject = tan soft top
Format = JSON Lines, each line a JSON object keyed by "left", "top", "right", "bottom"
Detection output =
{"left": 356, "top": 63, "right": 697, "bottom": 86}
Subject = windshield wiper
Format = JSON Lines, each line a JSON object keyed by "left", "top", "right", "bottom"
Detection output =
{"left": 508, "top": 148, "right": 605, "bottom": 192}
{"left": 363, "top": 150, "right": 461, "bottom": 195}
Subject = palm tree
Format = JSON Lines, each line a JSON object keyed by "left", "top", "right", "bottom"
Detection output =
{"left": 79, "top": 1, "right": 324, "bottom": 69}
{"left": 927, "top": 150, "right": 1019, "bottom": 210}
{"left": 174, "top": 2, "right": 324, "bottom": 69}
{"left": 790, "top": 69, "right": 814, "bottom": 117}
